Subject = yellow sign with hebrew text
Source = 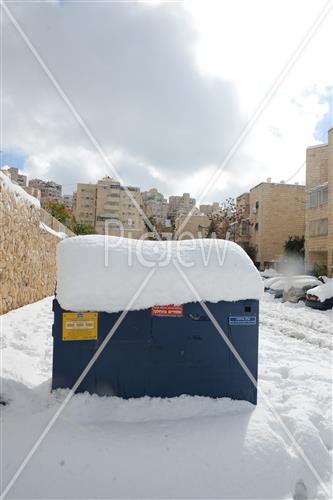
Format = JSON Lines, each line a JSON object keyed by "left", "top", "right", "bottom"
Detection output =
{"left": 62, "top": 312, "right": 98, "bottom": 341}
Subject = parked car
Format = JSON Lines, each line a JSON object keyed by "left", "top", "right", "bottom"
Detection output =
{"left": 264, "top": 276, "right": 285, "bottom": 291}
{"left": 282, "top": 280, "right": 322, "bottom": 303}
{"left": 305, "top": 280, "right": 333, "bottom": 310}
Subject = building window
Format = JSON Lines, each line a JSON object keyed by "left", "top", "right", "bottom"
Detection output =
{"left": 255, "top": 201, "right": 259, "bottom": 209}
{"left": 104, "top": 202, "right": 119, "bottom": 207}
{"left": 309, "top": 218, "right": 328, "bottom": 237}
{"left": 308, "top": 185, "right": 328, "bottom": 208}
{"left": 255, "top": 223, "right": 259, "bottom": 231}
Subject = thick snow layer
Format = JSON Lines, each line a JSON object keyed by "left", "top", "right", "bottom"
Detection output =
{"left": 270, "top": 276, "right": 321, "bottom": 291}
{"left": 0, "top": 171, "right": 40, "bottom": 207}
{"left": 1, "top": 295, "right": 332, "bottom": 498}
{"left": 56, "top": 236, "right": 263, "bottom": 312}
{"left": 307, "top": 279, "right": 333, "bottom": 302}
{"left": 264, "top": 275, "right": 284, "bottom": 288}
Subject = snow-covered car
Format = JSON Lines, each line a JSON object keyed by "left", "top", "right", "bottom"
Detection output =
{"left": 305, "top": 279, "right": 333, "bottom": 310}
{"left": 282, "top": 279, "right": 322, "bottom": 303}
{"left": 263, "top": 276, "right": 285, "bottom": 291}
{"left": 267, "top": 276, "right": 321, "bottom": 300}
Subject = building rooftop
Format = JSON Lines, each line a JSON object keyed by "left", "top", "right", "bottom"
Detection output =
{"left": 306, "top": 143, "right": 328, "bottom": 150}
{"left": 250, "top": 181, "right": 305, "bottom": 191}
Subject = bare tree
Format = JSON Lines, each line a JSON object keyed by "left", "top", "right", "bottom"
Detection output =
{"left": 208, "top": 198, "right": 250, "bottom": 240}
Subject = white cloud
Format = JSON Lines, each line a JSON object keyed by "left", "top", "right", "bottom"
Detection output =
{"left": 184, "top": 0, "right": 332, "bottom": 198}
{"left": 2, "top": 0, "right": 332, "bottom": 199}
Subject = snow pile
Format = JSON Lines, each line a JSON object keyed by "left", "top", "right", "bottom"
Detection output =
{"left": 40, "top": 222, "right": 67, "bottom": 239}
{"left": 0, "top": 170, "right": 40, "bottom": 208}
{"left": 56, "top": 235, "right": 263, "bottom": 312}
{"left": 1, "top": 298, "right": 53, "bottom": 386}
{"left": 1, "top": 296, "right": 332, "bottom": 498}
{"left": 307, "top": 279, "right": 333, "bottom": 302}
{"left": 262, "top": 292, "right": 332, "bottom": 349}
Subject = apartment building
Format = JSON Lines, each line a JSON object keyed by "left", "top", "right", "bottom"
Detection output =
{"left": 199, "top": 202, "right": 220, "bottom": 216}
{"left": 1, "top": 167, "right": 27, "bottom": 187}
{"left": 235, "top": 181, "right": 306, "bottom": 268}
{"left": 250, "top": 181, "right": 306, "bottom": 268}
{"left": 141, "top": 188, "right": 169, "bottom": 226}
{"left": 305, "top": 128, "right": 333, "bottom": 276}
{"left": 75, "top": 177, "right": 145, "bottom": 238}
{"left": 168, "top": 193, "right": 196, "bottom": 222}
{"left": 28, "top": 179, "right": 62, "bottom": 209}
{"left": 95, "top": 177, "right": 145, "bottom": 237}
{"left": 175, "top": 214, "right": 210, "bottom": 240}
{"left": 62, "top": 194, "right": 74, "bottom": 210}
{"left": 75, "top": 183, "right": 97, "bottom": 227}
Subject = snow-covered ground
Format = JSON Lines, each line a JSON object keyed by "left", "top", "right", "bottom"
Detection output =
{"left": 1, "top": 294, "right": 332, "bottom": 499}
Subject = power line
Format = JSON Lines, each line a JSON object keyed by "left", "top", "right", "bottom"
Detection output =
{"left": 285, "top": 160, "right": 306, "bottom": 183}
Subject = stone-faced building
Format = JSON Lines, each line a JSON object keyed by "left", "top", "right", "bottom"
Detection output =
{"left": 168, "top": 193, "right": 196, "bottom": 222}
{"left": 141, "top": 188, "right": 169, "bottom": 226}
{"left": 175, "top": 214, "right": 210, "bottom": 240}
{"left": 249, "top": 181, "right": 306, "bottom": 269}
{"left": 235, "top": 181, "right": 306, "bottom": 269}
{"left": 28, "top": 178, "right": 62, "bottom": 209}
{"left": 75, "top": 177, "right": 145, "bottom": 238}
{"left": 75, "top": 183, "right": 97, "bottom": 227}
{"left": 305, "top": 128, "right": 333, "bottom": 276}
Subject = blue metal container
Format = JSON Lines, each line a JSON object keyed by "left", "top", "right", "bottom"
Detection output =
{"left": 52, "top": 298, "right": 259, "bottom": 404}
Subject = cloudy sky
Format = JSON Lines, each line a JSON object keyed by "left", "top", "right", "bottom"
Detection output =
{"left": 2, "top": 0, "right": 332, "bottom": 201}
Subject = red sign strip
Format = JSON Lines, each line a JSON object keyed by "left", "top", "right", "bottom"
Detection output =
{"left": 151, "top": 305, "right": 184, "bottom": 317}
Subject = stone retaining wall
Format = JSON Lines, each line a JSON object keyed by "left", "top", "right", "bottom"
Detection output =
{"left": 0, "top": 182, "right": 69, "bottom": 314}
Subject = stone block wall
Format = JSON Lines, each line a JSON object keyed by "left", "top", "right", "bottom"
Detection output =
{"left": 0, "top": 183, "right": 66, "bottom": 314}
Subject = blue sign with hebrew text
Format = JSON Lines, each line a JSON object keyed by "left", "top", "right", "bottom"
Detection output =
{"left": 229, "top": 316, "right": 257, "bottom": 326}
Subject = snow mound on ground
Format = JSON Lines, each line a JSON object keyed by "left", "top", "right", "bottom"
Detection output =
{"left": 307, "top": 279, "right": 333, "bottom": 302}
{"left": 0, "top": 171, "right": 40, "bottom": 207}
{"left": 2, "top": 385, "right": 331, "bottom": 499}
{"left": 1, "top": 296, "right": 332, "bottom": 498}
{"left": 1, "top": 297, "right": 54, "bottom": 387}
{"left": 56, "top": 235, "right": 263, "bottom": 312}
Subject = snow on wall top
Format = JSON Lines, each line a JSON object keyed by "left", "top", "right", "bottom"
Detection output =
{"left": 39, "top": 222, "right": 67, "bottom": 239}
{"left": 56, "top": 235, "right": 263, "bottom": 312}
{"left": 0, "top": 171, "right": 40, "bottom": 207}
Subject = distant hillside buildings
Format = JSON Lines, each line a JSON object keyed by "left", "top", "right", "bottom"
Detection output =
{"left": 3, "top": 167, "right": 27, "bottom": 187}
{"left": 2, "top": 128, "right": 332, "bottom": 276}
{"left": 28, "top": 179, "right": 62, "bottom": 209}
{"left": 141, "top": 188, "right": 168, "bottom": 227}
{"left": 74, "top": 179, "right": 216, "bottom": 237}
{"left": 168, "top": 193, "right": 196, "bottom": 222}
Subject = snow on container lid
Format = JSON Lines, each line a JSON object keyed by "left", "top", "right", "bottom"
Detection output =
{"left": 56, "top": 235, "right": 263, "bottom": 313}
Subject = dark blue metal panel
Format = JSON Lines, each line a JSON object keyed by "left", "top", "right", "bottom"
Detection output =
{"left": 51, "top": 298, "right": 259, "bottom": 404}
